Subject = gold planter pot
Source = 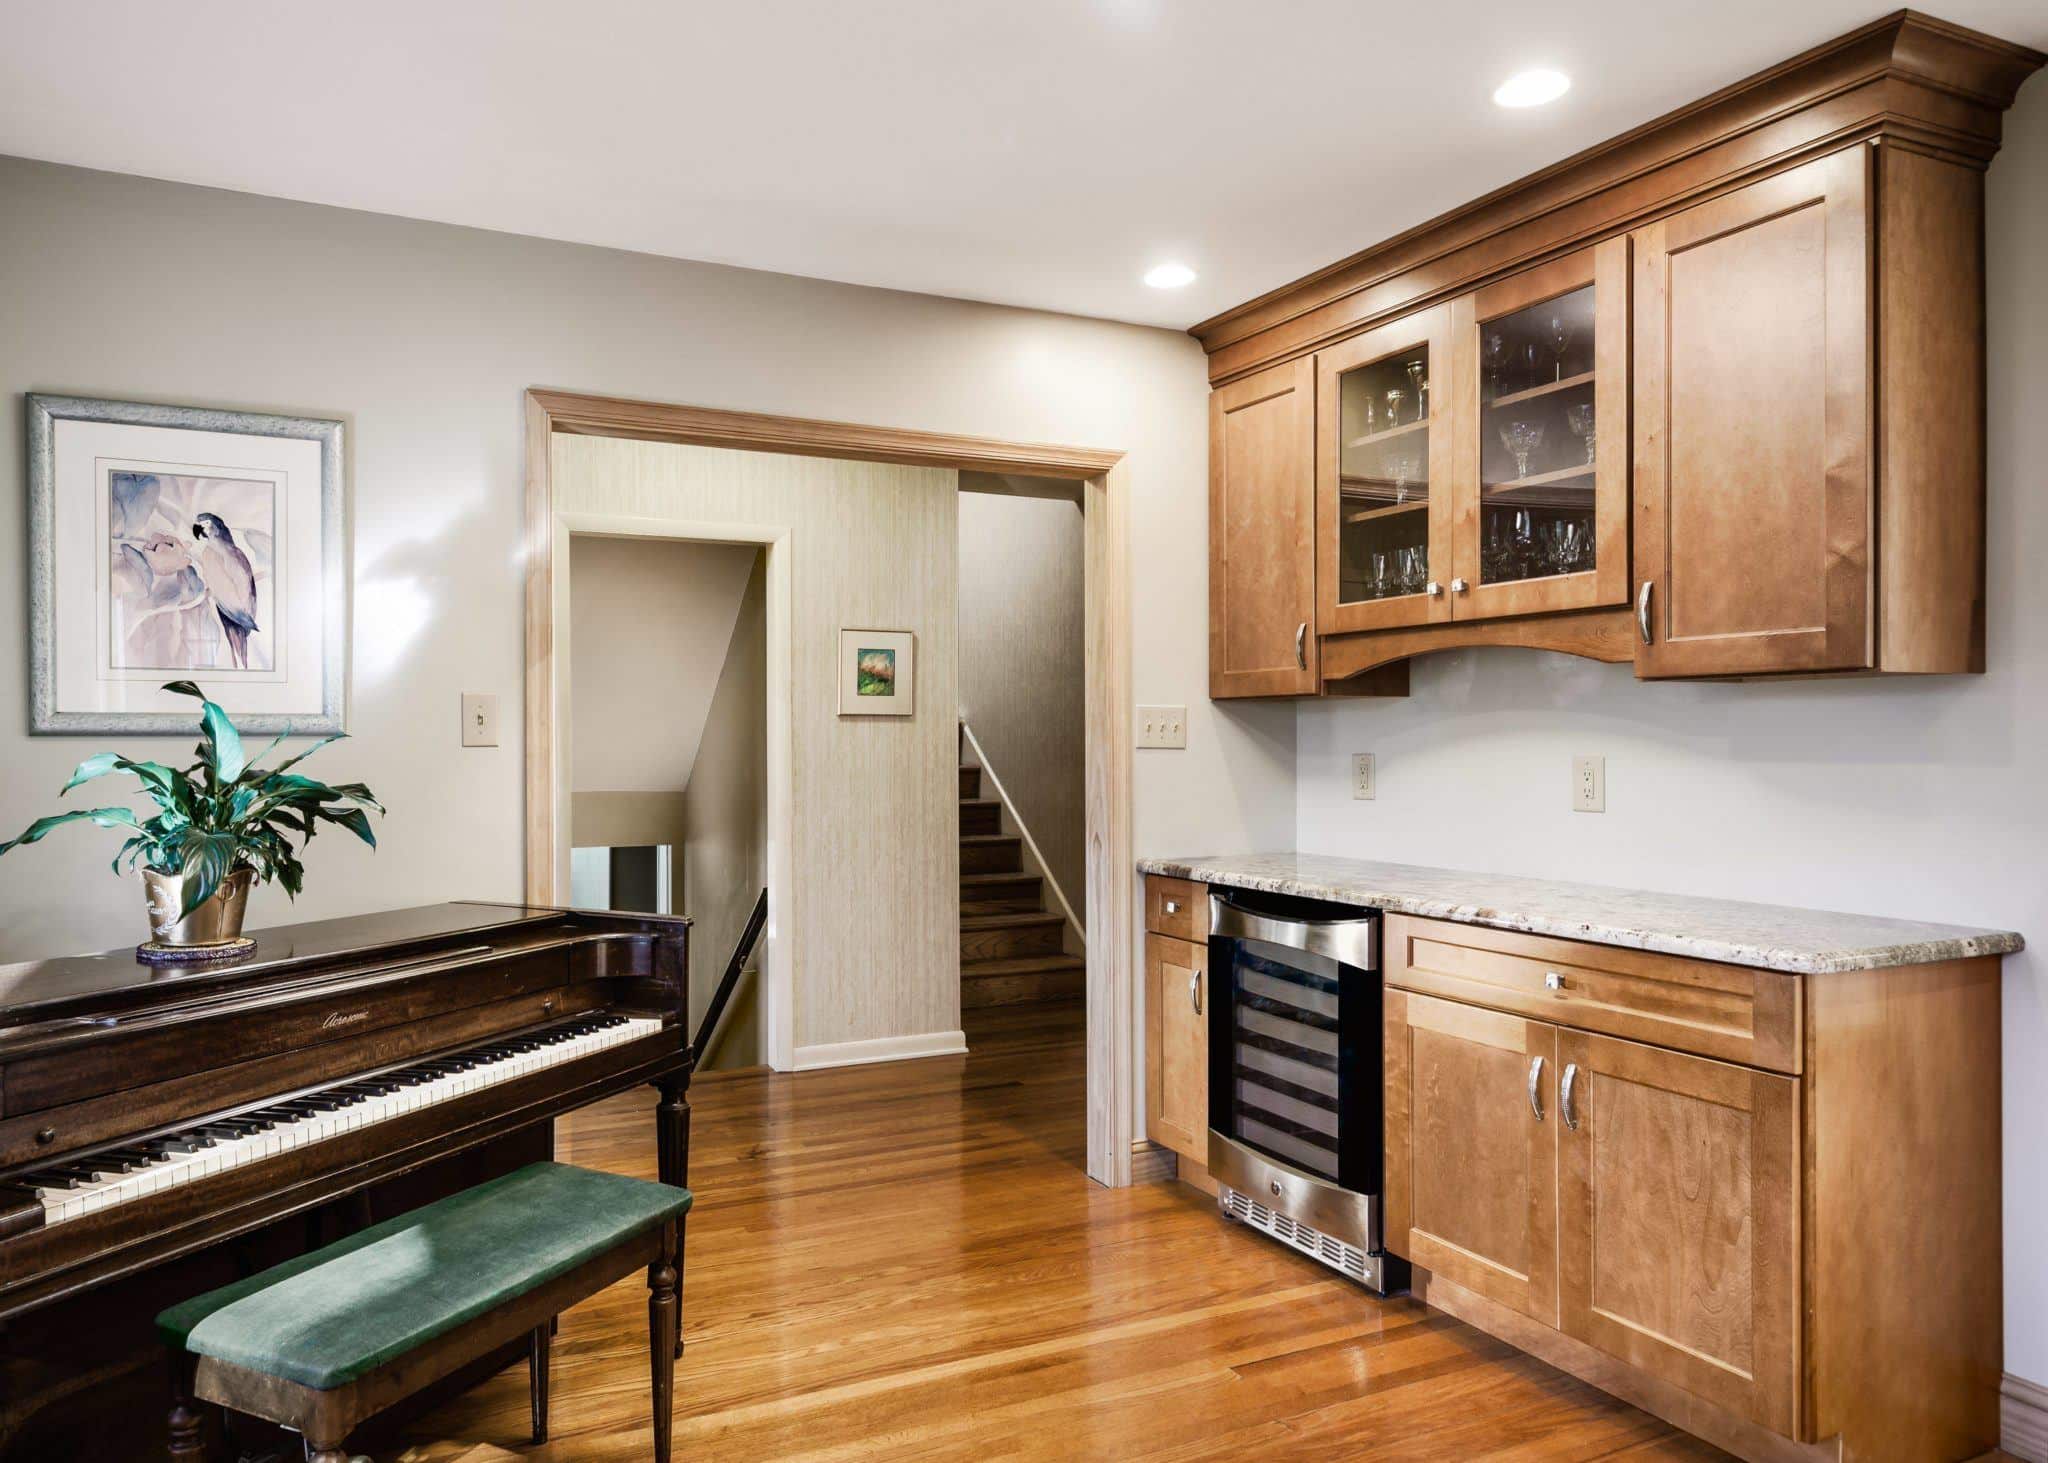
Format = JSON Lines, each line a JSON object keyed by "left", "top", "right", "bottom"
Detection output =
{"left": 142, "top": 866, "right": 255, "bottom": 948}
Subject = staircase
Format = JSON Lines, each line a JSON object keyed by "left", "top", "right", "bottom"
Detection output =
{"left": 958, "top": 760, "right": 1084, "bottom": 1008}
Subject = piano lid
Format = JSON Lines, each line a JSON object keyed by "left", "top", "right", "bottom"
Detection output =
{"left": 0, "top": 902, "right": 572, "bottom": 1023}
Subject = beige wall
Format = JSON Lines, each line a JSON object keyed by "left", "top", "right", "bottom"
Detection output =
{"left": 958, "top": 489, "right": 1085, "bottom": 920}
{"left": 553, "top": 434, "right": 960, "bottom": 1058}
{"left": 0, "top": 155, "right": 1287, "bottom": 1018}
{"left": 681, "top": 549, "right": 768, "bottom": 1069}
{"left": 567, "top": 535, "right": 759, "bottom": 794}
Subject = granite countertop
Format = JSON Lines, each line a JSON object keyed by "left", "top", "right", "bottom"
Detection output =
{"left": 1135, "top": 851, "right": 2024, "bottom": 975}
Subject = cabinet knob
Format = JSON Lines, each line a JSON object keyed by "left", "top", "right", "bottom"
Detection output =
{"left": 1544, "top": 971, "right": 1565, "bottom": 991}
{"left": 1426, "top": 580, "right": 1443, "bottom": 597}
{"left": 35, "top": 1127, "right": 57, "bottom": 1146}
{"left": 1163, "top": 899, "right": 1179, "bottom": 915}
{"left": 1450, "top": 578, "right": 1468, "bottom": 594}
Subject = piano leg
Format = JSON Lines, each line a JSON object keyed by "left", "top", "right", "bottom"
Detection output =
{"left": 648, "top": 1218, "right": 679, "bottom": 1463}
{"left": 655, "top": 1076, "right": 690, "bottom": 1358}
{"left": 166, "top": 1352, "right": 205, "bottom": 1462}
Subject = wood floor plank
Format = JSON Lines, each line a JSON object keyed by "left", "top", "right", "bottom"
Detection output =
{"left": 382, "top": 999, "right": 1732, "bottom": 1461}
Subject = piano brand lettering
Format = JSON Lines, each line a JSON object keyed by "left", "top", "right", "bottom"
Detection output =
{"left": 321, "top": 1010, "right": 370, "bottom": 1030}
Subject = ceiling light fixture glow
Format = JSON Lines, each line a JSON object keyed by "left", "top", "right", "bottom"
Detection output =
{"left": 1493, "top": 68, "right": 1570, "bottom": 108}
{"left": 1144, "top": 261, "right": 1197, "bottom": 289}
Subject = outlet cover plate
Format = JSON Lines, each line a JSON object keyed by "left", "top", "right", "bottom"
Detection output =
{"left": 1572, "top": 754, "right": 1605, "bottom": 813}
{"left": 1352, "top": 753, "right": 1376, "bottom": 800}
{"left": 462, "top": 692, "right": 499, "bottom": 748}
{"left": 1137, "top": 705, "right": 1187, "bottom": 749}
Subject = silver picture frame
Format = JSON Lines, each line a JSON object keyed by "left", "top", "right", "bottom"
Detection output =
{"left": 27, "top": 393, "right": 348, "bottom": 735}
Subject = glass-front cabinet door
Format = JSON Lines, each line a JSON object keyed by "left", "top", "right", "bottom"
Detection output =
{"left": 1316, "top": 303, "right": 1457, "bottom": 634}
{"left": 1452, "top": 239, "right": 1628, "bottom": 620}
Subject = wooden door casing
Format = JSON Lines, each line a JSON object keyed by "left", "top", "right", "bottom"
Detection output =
{"left": 1555, "top": 1029, "right": 1800, "bottom": 1437}
{"left": 1384, "top": 990, "right": 1559, "bottom": 1324}
{"left": 1632, "top": 145, "right": 1872, "bottom": 678}
{"left": 1453, "top": 238, "right": 1631, "bottom": 622}
{"left": 1210, "top": 358, "right": 1318, "bottom": 697}
{"left": 1145, "top": 934, "right": 1208, "bottom": 1162}
{"left": 1316, "top": 304, "right": 1458, "bottom": 635}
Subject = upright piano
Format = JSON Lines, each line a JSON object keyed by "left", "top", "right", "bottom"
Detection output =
{"left": 0, "top": 902, "right": 691, "bottom": 1452}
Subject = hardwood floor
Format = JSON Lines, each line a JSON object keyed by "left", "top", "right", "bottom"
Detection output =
{"left": 384, "top": 1000, "right": 1731, "bottom": 1462}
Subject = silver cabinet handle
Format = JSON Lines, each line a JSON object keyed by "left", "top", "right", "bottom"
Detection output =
{"left": 1527, "top": 1055, "right": 1545, "bottom": 1122}
{"left": 1189, "top": 970, "right": 1202, "bottom": 1016}
{"left": 1426, "top": 580, "right": 1443, "bottom": 597}
{"left": 1545, "top": 970, "right": 1565, "bottom": 991}
{"left": 1294, "top": 621, "right": 1308, "bottom": 670}
{"left": 1562, "top": 1063, "right": 1581, "bottom": 1130}
{"left": 1637, "top": 581, "right": 1653, "bottom": 644}
{"left": 1450, "top": 577, "right": 1468, "bottom": 593}
{"left": 1163, "top": 899, "right": 1179, "bottom": 915}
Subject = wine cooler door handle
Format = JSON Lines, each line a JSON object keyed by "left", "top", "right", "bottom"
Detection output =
{"left": 1527, "top": 1055, "right": 1545, "bottom": 1122}
{"left": 1189, "top": 970, "right": 1202, "bottom": 1016}
{"left": 1637, "top": 581, "right": 1654, "bottom": 644}
{"left": 1294, "top": 621, "right": 1308, "bottom": 670}
{"left": 1562, "top": 1063, "right": 1581, "bottom": 1130}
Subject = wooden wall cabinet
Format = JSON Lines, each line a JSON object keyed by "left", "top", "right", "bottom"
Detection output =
{"left": 1210, "top": 359, "right": 1318, "bottom": 697}
{"left": 1381, "top": 913, "right": 2003, "bottom": 1462}
{"left": 1143, "top": 877, "right": 1210, "bottom": 1164}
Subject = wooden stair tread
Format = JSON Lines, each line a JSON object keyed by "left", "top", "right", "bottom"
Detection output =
{"left": 958, "top": 833, "right": 1019, "bottom": 846}
{"left": 960, "top": 872, "right": 1040, "bottom": 887}
{"left": 958, "top": 798, "right": 1001, "bottom": 810}
{"left": 962, "top": 954, "right": 1085, "bottom": 976}
{"left": 960, "top": 912, "right": 1063, "bottom": 931}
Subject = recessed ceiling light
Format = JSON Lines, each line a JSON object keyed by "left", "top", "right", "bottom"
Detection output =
{"left": 1493, "top": 68, "right": 1570, "bottom": 109}
{"left": 1144, "top": 261, "right": 1197, "bottom": 290}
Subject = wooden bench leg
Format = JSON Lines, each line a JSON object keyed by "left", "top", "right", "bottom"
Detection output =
{"left": 649, "top": 1218, "right": 679, "bottom": 1463}
{"left": 530, "top": 1320, "right": 552, "bottom": 1442}
{"left": 656, "top": 1078, "right": 691, "bottom": 1360}
{"left": 167, "top": 1350, "right": 206, "bottom": 1462}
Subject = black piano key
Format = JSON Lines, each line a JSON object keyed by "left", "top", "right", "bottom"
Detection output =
{"left": 25, "top": 1170, "right": 91, "bottom": 1189}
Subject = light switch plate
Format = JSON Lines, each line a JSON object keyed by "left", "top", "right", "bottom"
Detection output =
{"left": 1572, "top": 753, "right": 1605, "bottom": 813}
{"left": 1352, "top": 753, "right": 1376, "bottom": 800}
{"left": 462, "top": 692, "right": 499, "bottom": 748}
{"left": 1137, "top": 705, "right": 1187, "bottom": 749}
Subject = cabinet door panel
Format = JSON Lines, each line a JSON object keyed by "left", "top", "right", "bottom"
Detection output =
{"left": 1210, "top": 358, "right": 1317, "bottom": 697}
{"left": 1385, "top": 990, "right": 1557, "bottom": 1324}
{"left": 1557, "top": 1030, "right": 1800, "bottom": 1436}
{"left": 1633, "top": 146, "right": 1871, "bottom": 677}
{"left": 1146, "top": 935, "right": 1208, "bottom": 1162}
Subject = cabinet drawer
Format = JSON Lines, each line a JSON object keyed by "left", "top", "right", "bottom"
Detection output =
{"left": 1383, "top": 915, "right": 1799, "bottom": 1074}
{"left": 1145, "top": 876, "right": 1205, "bottom": 942}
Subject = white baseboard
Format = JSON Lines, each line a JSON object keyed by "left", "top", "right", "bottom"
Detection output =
{"left": 792, "top": 1029, "right": 968, "bottom": 1071}
{"left": 2007, "top": 1372, "right": 2048, "bottom": 1463}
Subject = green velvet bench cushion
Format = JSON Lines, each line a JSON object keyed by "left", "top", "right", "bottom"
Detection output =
{"left": 156, "top": 1162, "right": 692, "bottom": 1391}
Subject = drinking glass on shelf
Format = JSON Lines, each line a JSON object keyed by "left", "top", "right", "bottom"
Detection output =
{"left": 1362, "top": 396, "right": 1377, "bottom": 435}
{"left": 1384, "top": 388, "right": 1406, "bottom": 428}
{"left": 1521, "top": 342, "right": 1542, "bottom": 393}
{"left": 1370, "top": 552, "right": 1391, "bottom": 600}
{"left": 1406, "top": 360, "right": 1428, "bottom": 421}
{"left": 1390, "top": 450, "right": 1420, "bottom": 505}
{"left": 1401, "top": 546, "right": 1425, "bottom": 594}
{"left": 1565, "top": 402, "right": 1596, "bottom": 465}
{"left": 1549, "top": 315, "right": 1575, "bottom": 382}
{"left": 1482, "top": 332, "right": 1510, "bottom": 398}
{"left": 1498, "top": 420, "right": 1546, "bottom": 480}
{"left": 1512, "top": 509, "right": 1536, "bottom": 577}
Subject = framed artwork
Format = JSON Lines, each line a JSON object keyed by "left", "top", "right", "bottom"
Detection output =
{"left": 28, "top": 394, "right": 347, "bottom": 734}
{"left": 837, "top": 629, "right": 915, "bottom": 717}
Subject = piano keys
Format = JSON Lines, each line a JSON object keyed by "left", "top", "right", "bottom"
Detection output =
{"left": 0, "top": 901, "right": 691, "bottom": 1327}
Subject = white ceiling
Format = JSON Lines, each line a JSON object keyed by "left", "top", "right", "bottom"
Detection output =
{"left": 2, "top": 2, "right": 2042, "bottom": 330}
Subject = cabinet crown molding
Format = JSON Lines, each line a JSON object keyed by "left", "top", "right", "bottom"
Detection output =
{"left": 1191, "top": 9, "right": 2045, "bottom": 387}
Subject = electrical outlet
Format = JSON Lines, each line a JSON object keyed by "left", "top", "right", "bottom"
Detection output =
{"left": 1352, "top": 753, "right": 1376, "bottom": 800}
{"left": 1136, "top": 705, "right": 1187, "bottom": 749}
{"left": 1572, "top": 754, "right": 1605, "bottom": 813}
{"left": 461, "top": 692, "right": 499, "bottom": 748}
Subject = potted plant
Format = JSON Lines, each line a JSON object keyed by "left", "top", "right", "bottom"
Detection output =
{"left": 0, "top": 681, "right": 382, "bottom": 958}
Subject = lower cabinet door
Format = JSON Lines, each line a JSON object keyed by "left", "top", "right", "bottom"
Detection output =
{"left": 1146, "top": 934, "right": 1208, "bottom": 1162}
{"left": 1385, "top": 989, "right": 1559, "bottom": 1324}
{"left": 1555, "top": 1030, "right": 1801, "bottom": 1436}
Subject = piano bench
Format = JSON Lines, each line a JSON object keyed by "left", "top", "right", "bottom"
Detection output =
{"left": 153, "top": 1161, "right": 693, "bottom": 1463}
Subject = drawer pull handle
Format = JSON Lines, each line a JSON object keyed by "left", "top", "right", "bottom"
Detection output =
{"left": 1294, "top": 621, "right": 1308, "bottom": 670}
{"left": 1527, "top": 1056, "right": 1545, "bottom": 1122}
{"left": 1163, "top": 899, "right": 1179, "bottom": 915}
{"left": 1189, "top": 971, "right": 1202, "bottom": 1016}
{"left": 1637, "top": 581, "right": 1654, "bottom": 644}
{"left": 1544, "top": 971, "right": 1565, "bottom": 991}
{"left": 1562, "top": 1063, "right": 1582, "bottom": 1131}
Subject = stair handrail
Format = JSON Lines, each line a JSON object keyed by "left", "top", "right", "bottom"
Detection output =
{"left": 958, "top": 719, "right": 1085, "bottom": 948}
{"left": 692, "top": 887, "right": 769, "bottom": 1060}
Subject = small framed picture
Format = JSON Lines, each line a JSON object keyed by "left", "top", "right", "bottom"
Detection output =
{"left": 838, "top": 629, "right": 915, "bottom": 717}
{"left": 28, "top": 394, "right": 347, "bottom": 735}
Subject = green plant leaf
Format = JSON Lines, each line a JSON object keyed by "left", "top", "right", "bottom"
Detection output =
{"left": 263, "top": 733, "right": 345, "bottom": 780}
{"left": 311, "top": 805, "right": 377, "bottom": 849}
{"left": 0, "top": 807, "right": 141, "bottom": 858}
{"left": 59, "top": 753, "right": 123, "bottom": 794}
{"left": 160, "top": 680, "right": 206, "bottom": 701}
{"left": 197, "top": 699, "right": 246, "bottom": 784}
{"left": 177, "top": 829, "right": 240, "bottom": 916}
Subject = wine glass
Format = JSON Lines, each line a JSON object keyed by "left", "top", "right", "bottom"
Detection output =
{"left": 1362, "top": 395, "right": 1377, "bottom": 435}
{"left": 1384, "top": 388, "right": 1406, "bottom": 428}
{"left": 1369, "top": 552, "right": 1391, "bottom": 600}
{"left": 1390, "top": 450, "right": 1420, "bottom": 505}
{"left": 1549, "top": 315, "right": 1575, "bottom": 382}
{"left": 1498, "top": 420, "right": 1546, "bottom": 480}
{"left": 1401, "top": 546, "right": 1424, "bottom": 594}
{"left": 1512, "top": 509, "right": 1536, "bottom": 577}
{"left": 1405, "top": 360, "right": 1428, "bottom": 421}
{"left": 1565, "top": 402, "right": 1596, "bottom": 465}
{"left": 1482, "top": 332, "right": 1510, "bottom": 398}
{"left": 1521, "top": 342, "right": 1542, "bottom": 393}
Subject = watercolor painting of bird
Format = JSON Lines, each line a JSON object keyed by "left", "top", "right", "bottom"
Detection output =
{"left": 191, "top": 511, "right": 260, "bottom": 668}
{"left": 107, "top": 471, "right": 275, "bottom": 672}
